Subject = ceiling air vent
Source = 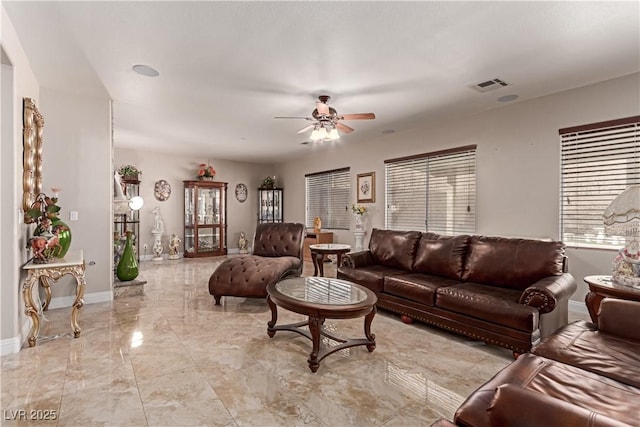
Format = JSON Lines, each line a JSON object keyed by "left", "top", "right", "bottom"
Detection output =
{"left": 470, "top": 78, "right": 510, "bottom": 93}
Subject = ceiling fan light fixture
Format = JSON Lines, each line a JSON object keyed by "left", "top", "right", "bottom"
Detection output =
{"left": 328, "top": 128, "right": 340, "bottom": 140}
{"left": 318, "top": 126, "right": 328, "bottom": 140}
{"left": 310, "top": 128, "right": 321, "bottom": 141}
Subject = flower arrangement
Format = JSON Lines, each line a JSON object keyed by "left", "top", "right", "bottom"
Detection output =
{"left": 352, "top": 204, "right": 367, "bottom": 216}
{"left": 118, "top": 165, "right": 141, "bottom": 179}
{"left": 198, "top": 163, "right": 216, "bottom": 178}
{"left": 27, "top": 189, "right": 62, "bottom": 228}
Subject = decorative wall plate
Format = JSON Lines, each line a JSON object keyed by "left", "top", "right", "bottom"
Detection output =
{"left": 235, "top": 183, "right": 248, "bottom": 203}
{"left": 154, "top": 180, "right": 171, "bottom": 201}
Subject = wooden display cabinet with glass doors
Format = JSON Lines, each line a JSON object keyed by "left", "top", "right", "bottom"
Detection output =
{"left": 258, "top": 188, "right": 284, "bottom": 223}
{"left": 183, "top": 180, "right": 227, "bottom": 257}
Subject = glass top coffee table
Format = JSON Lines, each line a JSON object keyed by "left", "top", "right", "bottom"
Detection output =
{"left": 266, "top": 276, "right": 377, "bottom": 373}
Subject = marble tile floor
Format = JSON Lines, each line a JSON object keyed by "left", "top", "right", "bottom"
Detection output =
{"left": 2, "top": 257, "right": 588, "bottom": 427}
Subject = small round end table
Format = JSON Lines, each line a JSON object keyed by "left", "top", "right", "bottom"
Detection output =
{"left": 584, "top": 275, "right": 640, "bottom": 323}
{"left": 309, "top": 243, "right": 351, "bottom": 277}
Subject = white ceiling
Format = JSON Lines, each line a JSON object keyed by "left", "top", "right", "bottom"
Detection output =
{"left": 4, "top": 1, "right": 639, "bottom": 163}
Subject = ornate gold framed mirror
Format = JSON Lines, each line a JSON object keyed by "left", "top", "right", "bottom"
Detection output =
{"left": 23, "top": 97, "right": 44, "bottom": 224}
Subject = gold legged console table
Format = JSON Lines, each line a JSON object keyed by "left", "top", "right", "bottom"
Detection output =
{"left": 22, "top": 249, "right": 86, "bottom": 347}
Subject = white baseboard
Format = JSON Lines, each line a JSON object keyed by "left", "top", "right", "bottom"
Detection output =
{"left": 569, "top": 299, "right": 589, "bottom": 315}
{"left": 48, "top": 290, "right": 112, "bottom": 310}
{"left": 1, "top": 290, "right": 114, "bottom": 355}
{"left": 0, "top": 334, "right": 22, "bottom": 356}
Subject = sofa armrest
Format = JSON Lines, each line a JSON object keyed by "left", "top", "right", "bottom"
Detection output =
{"left": 341, "top": 250, "right": 375, "bottom": 268}
{"left": 519, "top": 273, "right": 577, "bottom": 313}
{"left": 598, "top": 299, "right": 640, "bottom": 341}
{"left": 488, "top": 384, "right": 626, "bottom": 427}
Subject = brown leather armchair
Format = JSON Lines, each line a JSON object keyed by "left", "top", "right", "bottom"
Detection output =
{"left": 452, "top": 299, "right": 640, "bottom": 427}
{"left": 208, "top": 223, "right": 305, "bottom": 305}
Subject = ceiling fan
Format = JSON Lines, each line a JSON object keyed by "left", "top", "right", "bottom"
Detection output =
{"left": 274, "top": 95, "right": 375, "bottom": 141}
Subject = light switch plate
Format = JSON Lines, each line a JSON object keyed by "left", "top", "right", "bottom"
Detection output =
{"left": 70, "top": 211, "right": 79, "bottom": 221}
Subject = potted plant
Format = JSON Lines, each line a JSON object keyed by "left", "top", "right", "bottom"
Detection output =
{"left": 118, "top": 165, "right": 141, "bottom": 181}
{"left": 261, "top": 176, "right": 276, "bottom": 189}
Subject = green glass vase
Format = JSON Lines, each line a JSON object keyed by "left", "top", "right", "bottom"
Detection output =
{"left": 34, "top": 217, "right": 72, "bottom": 259}
{"left": 116, "top": 231, "right": 139, "bottom": 281}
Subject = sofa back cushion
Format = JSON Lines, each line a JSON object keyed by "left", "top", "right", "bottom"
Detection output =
{"left": 412, "top": 234, "right": 470, "bottom": 280}
{"left": 369, "top": 228, "right": 422, "bottom": 271}
{"left": 462, "top": 236, "right": 565, "bottom": 289}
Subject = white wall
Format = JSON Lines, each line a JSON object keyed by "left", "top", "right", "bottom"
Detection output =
{"left": 1, "top": 5, "right": 41, "bottom": 354}
{"left": 38, "top": 87, "right": 112, "bottom": 301}
{"left": 277, "top": 73, "right": 640, "bottom": 303}
{"left": 114, "top": 148, "right": 274, "bottom": 256}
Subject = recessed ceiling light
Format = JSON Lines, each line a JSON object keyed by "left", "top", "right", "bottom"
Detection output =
{"left": 132, "top": 64, "right": 159, "bottom": 77}
{"left": 497, "top": 94, "right": 519, "bottom": 102}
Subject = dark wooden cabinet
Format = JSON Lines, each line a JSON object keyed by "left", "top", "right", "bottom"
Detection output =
{"left": 258, "top": 188, "right": 283, "bottom": 223}
{"left": 183, "top": 180, "right": 227, "bottom": 257}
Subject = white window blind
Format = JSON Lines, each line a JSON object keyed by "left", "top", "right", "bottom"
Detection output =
{"left": 306, "top": 167, "right": 350, "bottom": 230}
{"left": 560, "top": 116, "right": 640, "bottom": 248}
{"left": 385, "top": 145, "right": 476, "bottom": 234}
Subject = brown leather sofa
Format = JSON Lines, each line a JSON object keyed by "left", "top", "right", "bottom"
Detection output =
{"left": 208, "top": 222, "right": 305, "bottom": 305}
{"left": 337, "top": 229, "right": 577, "bottom": 354}
{"left": 452, "top": 299, "right": 640, "bottom": 427}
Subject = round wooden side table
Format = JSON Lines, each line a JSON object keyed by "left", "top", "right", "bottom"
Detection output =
{"left": 584, "top": 275, "right": 640, "bottom": 323}
{"left": 309, "top": 243, "right": 351, "bottom": 277}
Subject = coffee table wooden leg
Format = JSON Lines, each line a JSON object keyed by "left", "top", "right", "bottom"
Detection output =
{"left": 266, "top": 295, "right": 278, "bottom": 338}
{"left": 364, "top": 306, "right": 377, "bottom": 352}
{"left": 312, "top": 253, "right": 325, "bottom": 277}
{"left": 307, "top": 316, "right": 322, "bottom": 373}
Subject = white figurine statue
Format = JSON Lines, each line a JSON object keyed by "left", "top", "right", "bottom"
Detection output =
{"left": 152, "top": 207, "right": 165, "bottom": 234}
{"left": 169, "top": 234, "right": 181, "bottom": 259}
{"left": 238, "top": 232, "right": 248, "bottom": 254}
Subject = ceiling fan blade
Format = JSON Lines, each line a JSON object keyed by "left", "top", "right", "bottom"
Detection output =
{"left": 274, "top": 116, "right": 314, "bottom": 120}
{"left": 296, "top": 124, "right": 315, "bottom": 134}
{"left": 336, "top": 123, "right": 354, "bottom": 134}
{"left": 316, "top": 101, "right": 330, "bottom": 115}
{"left": 339, "top": 113, "right": 376, "bottom": 120}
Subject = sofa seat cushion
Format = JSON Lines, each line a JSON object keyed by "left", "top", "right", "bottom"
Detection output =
{"left": 384, "top": 274, "right": 459, "bottom": 306}
{"left": 412, "top": 234, "right": 470, "bottom": 280}
{"left": 436, "top": 283, "right": 539, "bottom": 332}
{"left": 532, "top": 320, "right": 640, "bottom": 388}
{"left": 454, "top": 353, "right": 640, "bottom": 427}
{"left": 368, "top": 228, "right": 423, "bottom": 271}
{"left": 337, "top": 265, "right": 409, "bottom": 293}
{"left": 462, "top": 236, "right": 565, "bottom": 290}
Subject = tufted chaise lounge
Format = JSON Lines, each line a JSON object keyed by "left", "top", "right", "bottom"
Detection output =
{"left": 208, "top": 222, "right": 305, "bottom": 305}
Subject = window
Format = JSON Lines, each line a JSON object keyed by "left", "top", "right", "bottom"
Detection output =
{"left": 305, "top": 167, "right": 350, "bottom": 230}
{"left": 385, "top": 145, "right": 476, "bottom": 234}
{"left": 560, "top": 116, "right": 639, "bottom": 248}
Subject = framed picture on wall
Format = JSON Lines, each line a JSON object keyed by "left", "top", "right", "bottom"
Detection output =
{"left": 357, "top": 172, "right": 375, "bottom": 203}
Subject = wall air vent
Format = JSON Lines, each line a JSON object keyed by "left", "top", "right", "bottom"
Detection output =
{"left": 470, "top": 78, "right": 510, "bottom": 93}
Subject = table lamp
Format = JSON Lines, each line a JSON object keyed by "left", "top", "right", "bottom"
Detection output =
{"left": 603, "top": 184, "right": 640, "bottom": 287}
